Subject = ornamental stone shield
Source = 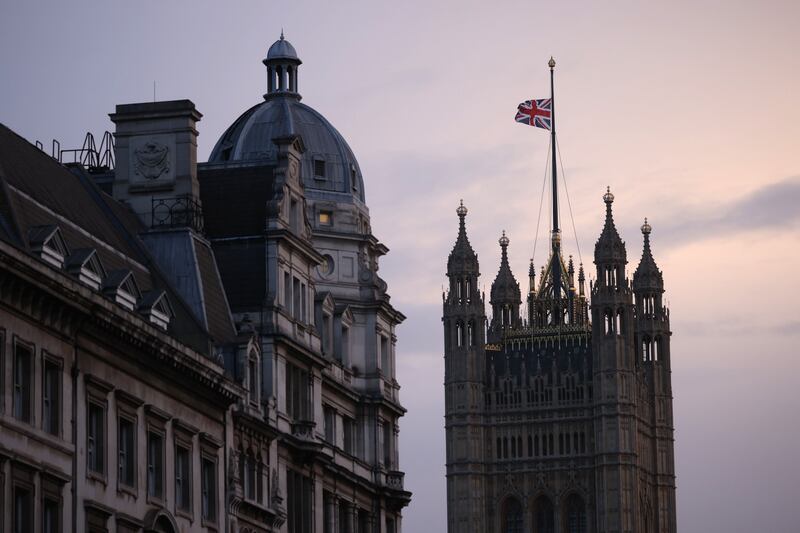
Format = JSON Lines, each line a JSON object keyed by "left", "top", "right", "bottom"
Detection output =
{"left": 134, "top": 140, "right": 170, "bottom": 180}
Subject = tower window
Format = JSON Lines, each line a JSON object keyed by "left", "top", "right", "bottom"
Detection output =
{"left": 314, "top": 159, "right": 326, "bottom": 179}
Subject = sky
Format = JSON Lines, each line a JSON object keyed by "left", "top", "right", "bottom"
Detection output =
{"left": 2, "top": 1, "right": 799, "bottom": 531}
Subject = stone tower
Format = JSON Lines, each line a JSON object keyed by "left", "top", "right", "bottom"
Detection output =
{"left": 443, "top": 201, "right": 488, "bottom": 533}
{"left": 442, "top": 189, "right": 677, "bottom": 533}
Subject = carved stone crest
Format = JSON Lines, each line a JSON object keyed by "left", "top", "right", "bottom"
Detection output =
{"left": 134, "top": 141, "right": 170, "bottom": 179}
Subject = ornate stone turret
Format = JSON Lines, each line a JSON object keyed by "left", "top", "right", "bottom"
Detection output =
{"left": 633, "top": 218, "right": 664, "bottom": 296}
{"left": 489, "top": 231, "right": 521, "bottom": 333}
{"left": 594, "top": 186, "right": 627, "bottom": 290}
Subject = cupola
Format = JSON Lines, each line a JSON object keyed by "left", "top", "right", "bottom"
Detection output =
{"left": 263, "top": 31, "right": 302, "bottom": 99}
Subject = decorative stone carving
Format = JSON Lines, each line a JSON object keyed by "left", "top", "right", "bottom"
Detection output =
{"left": 134, "top": 141, "right": 170, "bottom": 179}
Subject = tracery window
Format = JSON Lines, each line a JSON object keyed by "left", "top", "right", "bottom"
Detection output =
{"left": 501, "top": 497, "right": 523, "bottom": 533}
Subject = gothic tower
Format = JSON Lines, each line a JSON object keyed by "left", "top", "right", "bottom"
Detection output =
{"left": 632, "top": 220, "right": 676, "bottom": 533}
{"left": 443, "top": 201, "right": 488, "bottom": 533}
{"left": 442, "top": 185, "right": 678, "bottom": 533}
{"left": 590, "top": 188, "right": 639, "bottom": 532}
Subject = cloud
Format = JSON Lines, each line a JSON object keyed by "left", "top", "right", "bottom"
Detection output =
{"left": 658, "top": 176, "right": 800, "bottom": 246}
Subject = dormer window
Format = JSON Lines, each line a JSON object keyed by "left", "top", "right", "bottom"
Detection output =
{"left": 28, "top": 225, "right": 69, "bottom": 269}
{"left": 102, "top": 270, "right": 141, "bottom": 311}
{"left": 138, "top": 291, "right": 173, "bottom": 330}
{"left": 65, "top": 249, "right": 106, "bottom": 290}
{"left": 314, "top": 159, "right": 326, "bottom": 179}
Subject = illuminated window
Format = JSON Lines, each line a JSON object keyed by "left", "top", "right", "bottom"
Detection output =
{"left": 319, "top": 211, "right": 332, "bottom": 225}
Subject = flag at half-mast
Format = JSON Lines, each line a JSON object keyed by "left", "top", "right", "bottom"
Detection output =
{"left": 515, "top": 98, "right": 552, "bottom": 130}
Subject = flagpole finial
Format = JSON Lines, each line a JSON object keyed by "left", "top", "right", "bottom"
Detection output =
{"left": 548, "top": 56, "right": 556, "bottom": 69}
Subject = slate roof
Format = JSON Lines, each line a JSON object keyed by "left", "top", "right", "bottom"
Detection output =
{"left": 0, "top": 122, "right": 235, "bottom": 356}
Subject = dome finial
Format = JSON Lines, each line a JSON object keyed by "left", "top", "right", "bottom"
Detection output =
{"left": 641, "top": 217, "right": 652, "bottom": 235}
{"left": 280, "top": 28, "right": 284, "bottom": 40}
{"left": 456, "top": 199, "right": 468, "bottom": 218}
{"left": 548, "top": 56, "right": 556, "bottom": 69}
{"left": 603, "top": 186, "right": 614, "bottom": 204}
{"left": 499, "top": 230, "right": 509, "bottom": 248}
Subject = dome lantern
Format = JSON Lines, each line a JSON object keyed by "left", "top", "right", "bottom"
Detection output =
{"left": 263, "top": 31, "right": 302, "bottom": 100}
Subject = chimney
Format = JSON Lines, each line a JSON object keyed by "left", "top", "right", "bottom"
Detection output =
{"left": 110, "top": 100, "right": 203, "bottom": 230}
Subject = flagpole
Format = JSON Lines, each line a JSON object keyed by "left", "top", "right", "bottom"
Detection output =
{"left": 548, "top": 56, "right": 562, "bottom": 313}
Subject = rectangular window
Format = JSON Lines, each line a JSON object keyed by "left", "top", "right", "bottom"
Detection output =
{"left": 201, "top": 457, "right": 217, "bottom": 522}
{"left": 323, "top": 405, "right": 335, "bottom": 443}
{"left": 284, "top": 271, "right": 292, "bottom": 309}
{"left": 175, "top": 444, "right": 192, "bottom": 512}
{"left": 87, "top": 402, "right": 105, "bottom": 475}
{"left": 322, "top": 314, "right": 332, "bottom": 355}
{"left": 13, "top": 486, "right": 32, "bottom": 533}
{"left": 340, "top": 326, "right": 349, "bottom": 363}
{"left": 343, "top": 417, "right": 353, "bottom": 455}
{"left": 319, "top": 211, "right": 332, "bottom": 225}
{"left": 147, "top": 431, "right": 164, "bottom": 499}
{"left": 314, "top": 159, "right": 326, "bottom": 178}
{"left": 249, "top": 358, "right": 259, "bottom": 404}
{"left": 380, "top": 335, "right": 390, "bottom": 376}
{"left": 118, "top": 416, "right": 136, "bottom": 487}
{"left": 290, "top": 199, "right": 299, "bottom": 232}
{"left": 13, "top": 342, "right": 32, "bottom": 422}
{"left": 43, "top": 498, "right": 60, "bottom": 533}
{"left": 301, "top": 282, "right": 307, "bottom": 323}
{"left": 43, "top": 359, "right": 61, "bottom": 435}
{"left": 383, "top": 421, "right": 392, "bottom": 467}
{"left": 287, "top": 470, "right": 313, "bottom": 533}
{"left": 286, "top": 363, "right": 310, "bottom": 420}
{"left": 293, "top": 277, "right": 301, "bottom": 321}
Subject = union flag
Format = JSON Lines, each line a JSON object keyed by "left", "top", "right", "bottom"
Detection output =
{"left": 515, "top": 98, "right": 552, "bottom": 130}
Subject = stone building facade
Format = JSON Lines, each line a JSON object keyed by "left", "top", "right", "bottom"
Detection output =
{"left": 0, "top": 34, "right": 409, "bottom": 533}
{"left": 443, "top": 190, "right": 676, "bottom": 533}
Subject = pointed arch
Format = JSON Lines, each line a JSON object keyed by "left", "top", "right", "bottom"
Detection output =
{"left": 561, "top": 492, "right": 587, "bottom": 533}
{"left": 531, "top": 493, "right": 555, "bottom": 533}
{"left": 500, "top": 496, "right": 524, "bottom": 533}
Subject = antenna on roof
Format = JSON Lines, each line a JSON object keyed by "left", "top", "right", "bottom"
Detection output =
{"left": 153, "top": 81, "right": 156, "bottom": 103}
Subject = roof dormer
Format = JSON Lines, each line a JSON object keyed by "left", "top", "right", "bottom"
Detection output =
{"left": 138, "top": 290, "right": 173, "bottom": 330}
{"left": 102, "top": 270, "right": 141, "bottom": 311}
{"left": 28, "top": 225, "right": 69, "bottom": 269}
{"left": 65, "top": 249, "right": 106, "bottom": 290}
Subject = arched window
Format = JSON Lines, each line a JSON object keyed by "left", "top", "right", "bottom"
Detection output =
{"left": 456, "top": 322, "right": 464, "bottom": 348}
{"left": 501, "top": 497, "right": 524, "bottom": 533}
{"left": 604, "top": 309, "right": 614, "bottom": 335}
{"left": 532, "top": 495, "right": 555, "bottom": 533}
{"left": 616, "top": 308, "right": 624, "bottom": 335}
{"left": 467, "top": 321, "right": 474, "bottom": 347}
{"left": 642, "top": 336, "right": 652, "bottom": 361}
{"left": 563, "top": 493, "right": 587, "bottom": 533}
{"left": 654, "top": 336, "right": 661, "bottom": 361}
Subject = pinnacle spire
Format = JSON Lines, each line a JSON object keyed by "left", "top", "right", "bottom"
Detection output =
{"left": 447, "top": 200, "right": 478, "bottom": 275}
{"left": 490, "top": 231, "right": 521, "bottom": 306}
{"left": 594, "top": 186, "right": 626, "bottom": 264}
{"left": 633, "top": 217, "right": 663, "bottom": 291}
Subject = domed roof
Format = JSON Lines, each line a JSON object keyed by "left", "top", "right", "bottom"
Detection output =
{"left": 209, "top": 35, "right": 365, "bottom": 203}
{"left": 266, "top": 32, "right": 299, "bottom": 62}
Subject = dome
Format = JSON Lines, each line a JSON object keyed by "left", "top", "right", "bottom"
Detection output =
{"left": 208, "top": 98, "right": 365, "bottom": 203}
{"left": 266, "top": 32, "right": 299, "bottom": 62}
{"left": 209, "top": 35, "right": 365, "bottom": 204}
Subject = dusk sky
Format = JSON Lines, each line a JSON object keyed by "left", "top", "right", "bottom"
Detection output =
{"left": 2, "top": 1, "right": 799, "bottom": 532}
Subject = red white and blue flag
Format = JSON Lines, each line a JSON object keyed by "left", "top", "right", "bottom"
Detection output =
{"left": 515, "top": 98, "right": 552, "bottom": 130}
